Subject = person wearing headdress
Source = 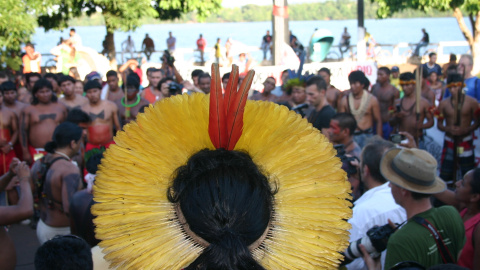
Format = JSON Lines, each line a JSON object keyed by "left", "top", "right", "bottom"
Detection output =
{"left": 437, "top": 73, "right": 479, "bottom": 182}
{"left": 339, "top": 70, "right": 382, "bottom": 148}
{"left": 92, "top": 64, "right": 352, "bottom": 269}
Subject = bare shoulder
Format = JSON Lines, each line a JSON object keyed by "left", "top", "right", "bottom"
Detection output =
{"left": 105, "top": 100, "right": 118, "bottom": 111}
{"left": 54, "top": 102, "right": 68, "bottom": 112}
{"left": 22, "top": 104, "right": 34, "bottom": 114}
{"left": 57, "top": 159, "right": 80, "bottom": 175}
{"left": 421, "top": 97, "right": 431, "bottom": 108}
{"left": 369, "top": 94, "right": 379, "bottom": 106}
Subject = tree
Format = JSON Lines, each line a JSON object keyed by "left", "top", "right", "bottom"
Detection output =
{"left": 36, "top": 0, "right": 222, "bottom": 67}
{"left": 372, "top": 0, "right": 480, "bottom": 75}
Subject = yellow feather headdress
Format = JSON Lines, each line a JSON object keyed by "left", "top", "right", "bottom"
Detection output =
{"left": 92, "top": 64, "right": 352, "bottom": 269}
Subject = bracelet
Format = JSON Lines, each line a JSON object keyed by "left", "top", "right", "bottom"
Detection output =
{"left": 7, "top": 142, "right": 13, "bottom": 148}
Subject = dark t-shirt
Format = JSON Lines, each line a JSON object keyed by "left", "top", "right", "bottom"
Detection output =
{"left": 423, "top": 32, "right": 430, "bottom": 43}
{"left": 263, "top": 35, "right": 272, "bottom": 43}
{"left": 307, "top": 104, "right": 336, "bottom": 131}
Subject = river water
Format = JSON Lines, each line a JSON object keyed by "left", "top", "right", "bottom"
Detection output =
{"left": 33, "top": 17, "right": 472, "bottom": 64}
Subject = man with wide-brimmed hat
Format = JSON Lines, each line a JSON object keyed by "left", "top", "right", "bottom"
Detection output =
{"left": 380, "top": 148, "right": 465, "bottom": 269}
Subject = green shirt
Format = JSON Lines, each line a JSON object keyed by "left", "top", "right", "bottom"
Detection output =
{"left": 385, "top": 206, "right": 465, "bottom": 269}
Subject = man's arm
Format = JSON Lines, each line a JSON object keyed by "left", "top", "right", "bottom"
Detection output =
{"left": 420, "top": 100, "right": 434, "bottom": 130}
{"left": 61, "top": 171, "right": 81, "bottom": 216}
{"left": 371, "top": 98, "right": 383, "bottom": 137}
{"left": 0, "top": 162, "right": 33, "bottom": 226}
{"left": 338, "top": 96, "right": 347, "bottom": 113}
{"left": 111, "top": 103, "right": 121, "bottom": 132}
{"left": 436, "top": 101, "right": 448, "bottom": 132}
{"left": 20, "top": 108, "right": 32, "bottom": 164}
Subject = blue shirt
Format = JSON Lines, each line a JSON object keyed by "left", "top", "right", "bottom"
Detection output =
{"left": 444, "top": 76, "right": 480, "bottom": 102}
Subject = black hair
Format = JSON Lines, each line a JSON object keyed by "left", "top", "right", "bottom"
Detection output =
{"left": 318, "top": 67, "right": 331, "bottom": 75}
{"left": 157, "top": 77, "right": 174, "bottom": 90}
{"left": 86, "top": 153, "right": 103, "bottom": 174}
{"left": 332, "top": 113, "right": 357, "bottom": 136}
{"left": 414, "top": 67, "right": 429, "bottom": 79}
{"left": 66, "top": 109, "right": 91, "bottom": 124}
{"left": 106, "top": 70, "right": 117, "bottom": 78}
{"left": 191, "top": 69, "right": 204, "bottom": 78}
{"left": 428, "top": 52, "right": 437, "bottom": 58}
{"left": 361, "top": 138, "right": 394, "bottom": 184}
{"left": 399, "top": 72, "right": 415, "bottom": 81}
{"left": 58, "top": 75, "right": 76, "bottom": 85}
{"left": 138, "top": 104, "right": 149, "bottom": 114}
{"left": 266, "top": 76, "right": 276, "bottom": 84}
{"left": 379, "top": 67, "right": 391, "bottom": 76}
{"left": 198, "top": 72, "right": 211, "bottom": 81}
{"left": 70, "top": 28, "right": 76, "bottom": 32}
{"left": 44, "top": 73, "right": 58, "bottom": 82}
{"left": 126, "top": 74, "right": 140, "bottom": 90}
{"left": 25, "top": 72, "right": 41, "bottom": 84}
{"left": 32, "top": 79, "right": 57, "bottom": 105}
{"left": 447, "top": 73, "right": 463, "bottom": 84}
{"left": 0, "top": 81, "right": 17, "bottom": 92}
{"left": 146, "top": 67, "right": 156, "bottom": 75}
{"left": 34, "top": 235, "right": 93, "bottom": 270}
{"left": 469, "top": 168, "right": 480, "bottom": 195}
{"left": 449, "top": 54, "right": 457, "bottom": 62}
{"left": 83, "top": 80, "right": 102, "bottom": 92}
{"left": 222, "top": 72, "right": 230, "bottom": 81}
{"left": 305, "top": 75, "right": 327, "bottom": 91}
{"left": 44, "top": 122, "right": 83, "bottom": 153}
{"left": 168, "top": 149, "right": 275, "bottom": 270}
{"left": 348, "top": 71, "right": 370, "bottom": 89}
{"left": 150, "top": 68, "right": 164, "bottom": 75}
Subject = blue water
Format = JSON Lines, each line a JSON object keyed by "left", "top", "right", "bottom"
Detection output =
{"left": 33, "top": 17, "right": 472, "bottom": 64}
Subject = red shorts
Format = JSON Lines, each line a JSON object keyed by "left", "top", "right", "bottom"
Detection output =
{"left": 28, "top": 145, "right": 47, "bottom": 162}
{"left": 0, "top": 150, "right": 16, "bottom": 175}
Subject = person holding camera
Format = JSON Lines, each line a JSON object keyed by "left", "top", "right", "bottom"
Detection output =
{"left": 328, "top": 113, "right": 361, "bottom": 159}
{"left": 345, "top": 139, "right": 406, "bottom": 270}
{"left": 380, "top": 148, "right": 465, "bottom": 269}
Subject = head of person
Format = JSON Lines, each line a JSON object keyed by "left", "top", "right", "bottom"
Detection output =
{"left": 222, "top": 72, "right": 230, "bottom": 90}
{"left": 380, "top": 148, "right": 446, "bottom": 205}
{"left": 191, "top": 69, "right": 204, "bottom": 87}
{"left": 66, "top": 109, "right": 91, "bottom": 139}
{"left": 74, "top": 80, "right": 84, "bottom": 95}
{"left": 446, "top": 73, "right": 464, "bottom": 96}
{"left": 328, "top": 113, "right": 357, "bottom": 144}
{"left": 291, "top": 84, "right": 307, "bottom": 105}
{"left": 280, "top": 69, "right": 289, "bottom": 86}
{"left": 239, "top": 53, "right": 246, "bottom": 62}
{"left": 348, "top": 70, "right": 369, "bottom": 94}
{"left": 377, "top": 67, "right": 391, "bottom": 83}
{"left": 145, "top": 34, "right": 149, "bottom": 38}
{"left": 266, "top": 30, "right": 270, "bottom": 35}
{"left": 26, "top": 72, "right": 41, "bottom": 91}
{"left": 44, "top": 73, "right": 59, "bottom": 90}
{"left": 69, "top": 28, "right": 76, "bottom": 37}
{"left": 32, "top": 79, "right": 57, "bottom": 105}
{"left": 216, "top": 38, "right": 220, "bottom": 43}
{"left": 125, "top": 75, "right": 140, "bottom": 100}
{"left": 44, "top": 122, "right": 83, "bottom": 155}
{"left": 428, "top": 71, "right": 439, "bottom": 84}
{"left": 391, "top": 66, "right": 400, "bottom": 78}
{"left": 199, "top": 34, "right": 203, "bottom": 38}
{"left": 399, "top": 72, "right": 416, "bottom": 96}
{"left": 0, "top": 81, "right": 18, "bottom": 105}
{"left": 84, "top": 80, "right": 102, "bottom": 104}
{"left": 449, "top": 53, "right": 457, "bottom": 63}
{"left": 85, "top": 71, "right": 102, "bottom": 83}
{"left": 263, "top": 77, "right": 276, "bottom": 94}
{"left": 34, "top": 235, "right": 93, "bottom": 270}
{"left": 25, "top": 42, "right": 35, "bottom": 54}
{"left": 422, "top": 28, "right": 426, "bottom": 33}
{"left": 169, "top": 31, "right": 172, "bottom": 37}
{"left": 305, "top": 76, "right": 327, "bottom": 108}
{"left": 458, "top": 54, "right": 473, "bottom": 76}
{"left": 454, "top": 168, "right": 480, "bottom": 206}
{"left": 360, "top": 138, "right": 394, "bottom": 187}
{"left": 106, "top": 70, "right": 119, "bottom": 91}
{"left": 58, "top": 75, "right": 76, "bottom": 97}
{"left": 0, "top": 71, "right": 8, "bottom": 84}
{"left": 167, "top": 148, "right": 274, "bottom": 270}
{"left": 198, "top": 73, "right": 211, "bottom": 94}
{"left": 318, "top": 67, "right": 332, "bottom": 85}
{"left": 158, "top": 77, "right": 175, "bottom": 97}
{"left": 149, "top": 68, "right": 164, "bottom": 90}
{"left": 85, "top": 152, "right": 103, "bottom": 193}
{"left": 428, "top": 52, "right": 437, "bottom": 63}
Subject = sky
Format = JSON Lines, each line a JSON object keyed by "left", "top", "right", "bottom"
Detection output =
{"left": 221, "top": 0, "right": 319, "bottom": 8}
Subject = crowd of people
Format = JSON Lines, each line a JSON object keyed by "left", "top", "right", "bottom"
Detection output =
{"left": 0, "top": 46, "right": 479, "bottom": 269}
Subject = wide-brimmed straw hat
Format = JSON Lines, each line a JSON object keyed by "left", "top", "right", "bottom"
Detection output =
{"left": 380, "top": 148, "right": 445, "bottom": 194}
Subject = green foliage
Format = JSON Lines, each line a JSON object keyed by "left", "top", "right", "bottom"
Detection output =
{"left": 372, "top": 0, "right": 479, "bottom": 18}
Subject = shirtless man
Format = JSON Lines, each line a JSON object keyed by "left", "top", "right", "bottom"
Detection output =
{"left": 58, "top": 75, "right": 88, "bottom": 111}
{"left": 21, "top": 79, "right": 67, "bottom": 164}
{"left": 0, "top": 90, "right": 18, "bottom": 175}
{"left": 31, "top": 122, "right": 83, "bottom": 244}
{"left": 339, "top": 70, "right": 382, "bottom": 148}
{"left": 44, "top": 73, "right": 61, "bottom": 97}
{"left": 141, "top": 68, "right": 164, "bottom": 104}
{"left": 371, "top": 67, "right": 400, "bottom": 139}
{"left": 391, "top": 72, "right": 434, "bottom": 144}
{"left": 1, "top": 82, "right": 27, "bottom": 160}
{"left": 0, "top": 160, "right": 33, "bottom": 270}
{"left": 437, "top": 73, "right": 479, "bottom": 182}
{"left": 81, "top": 80, "right": 120, "bottom": 152}
{"left": 115, "top": 75, "right": 149, "bottom": 128}
{"left": 103, "top": 70, "right": 124, "bottom": 102}
{"left": 318, "top": 67, "right": 342, "bottom": 110}
{"left": 417, "top": 67, "right": 435, "bottom": 105}
{"left": 250, "top": 77, "right": 279, "bottom": 102}
{"left": 19, "top": 72, "right": 41, "bottom": 103}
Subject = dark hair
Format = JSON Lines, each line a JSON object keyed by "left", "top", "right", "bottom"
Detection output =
{"left": 361, "top": 139, "right": 394, "bottom": 184}
{"left": 266, "top": 76, "right": 276, "bottom": 84}
{"left": 25, "top": 72, "right": 41, "bottom": 84}
{"left": 32, "top": 79, "right": 57, "bottom": 105}
{"left": 305, "top": 75, "right": 327, "bottom": 91}
{"left": 447, "top": 73, "right": 463, "bottom": 84}
{"left": 469, "top": 168, "right": 480, "bottom": 195}
{"left": 34, "top": 235, "right": 93, "bottom": 270}
{"left": 86, "top": 153, "right": 103, "bottom": 174}
{"left": 106, "top": 70, "right": 117, "bottom": 78}
{"left": 83, "top": 80, "right": 102, "bottom": 92}
{"left": 146, "top": 67, "right": 156, "bottom": 75}
{"left": 70, "top": 28, "right": 76, "bottom": 32}
{"left": 191, "top": 69, "right": 204, "bottom": 78}
{"left": 449, "top": 53, "right": 457, "bottom": 62}
{"left": 399, "top": 72, "right": 415, "bottom": 81}
{"left": 0, "top": 81, "right": 17, "bottom": 92}
{"left": 379, "top": 67, "right": 391, "bottom": 76}
{"left": 222, "top": 72, "right": 230, "bottom": 81}
{"left": 150, "top": 68, "right": 164, "bottom": 75}
{"left": 428, "top": 52, "right": 437, "bottom": 58}
{"left": 44, "top": 73, "right": 58, "bottom": 82}
{"left": 66, "top": 109, "right": 91, "bottom": 124}
{"left": 58, "top": 75, "right": 76, "bottom": 85}
{"left": 157, "top": 77, "right": 174, "bottom": 90}
{"left": 44, "top": 122, "right": 83, "bottom": 153}
{"left": 126, "top": 75, "right": 140, "bottom": 90}
{"left": 318, "top": 67, "right": 331, "bottom": 75}
{"left": 168, "top": 149, "right": 274, "bottom": 270}
{"left": 348, "top": 71, "right": 370, "bottom": 89}
{"left": 198, "top": 72, "right": 211, "bottom": 81}
{"left": 332, "top": 113, "right": 357, "bottom": 136}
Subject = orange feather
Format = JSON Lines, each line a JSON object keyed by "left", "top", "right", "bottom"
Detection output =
{"left": 208, "top": 64, "right": 227, "bottom": 149}
{"left": 224, "top": 65, "right": 239, "bottom": 114}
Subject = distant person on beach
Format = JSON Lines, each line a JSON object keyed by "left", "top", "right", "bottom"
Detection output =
{"left": 339, "top": 27, "right": 351, "bottom": 56}
{"left": 22, "top": 43, "right": 41, "bottom": 74}
{"left": 142, "top": 68, "right": 164, "bottom": 104}
{"left": 69, "top": 28, "right": 82, "bottom": 48}
{"left": 214, "top": 38, "right": 222, "bottom": 64}
{"left": 121, "top": 35, "right": 136, "bottom": 63}
{"left": 142, "top": 34, "right": 155, "bottom": 61}
{"left": 371, "top": 67, "right": 400, "bottom": 140}
{"left": 196, "top": 34, "right": 206, "bottom": 64}
{"left": 413, "top": 28, "right": 429, "bottom": 57}
{"left": 261, "top": 30, "right": 272, "bottom": 60}
{"left": 167, "top": 31, "right": 176, "bottom": 53}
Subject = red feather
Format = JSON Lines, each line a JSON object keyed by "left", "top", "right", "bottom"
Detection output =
{"left": 208, "top": 64, "right": 227, "bottom": 148}
{"left": 224, "top": 65, "right": 239, "bottom": 114}
{"left": 226, "top": 70, "right": 255, "bottom": 150}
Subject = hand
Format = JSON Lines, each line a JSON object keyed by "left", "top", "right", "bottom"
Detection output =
{"left": 359, "top": 244, "right": 382, "bottom": 270}
{"left": 1, "top": 144, "right": 11, "bottom": 154}
{"left": 8, "top": 158, "right": 20, "bottom": 175}
{"left": 5, "top": 176, "right": 19, "bottom": 190}
{"left": 22, "top": 150, "right": 33, "bottom": 165}
{"left": 182, "top": 80, "right": 195, "bottom": 91}
{"left": 399, "top": 131, "right": 417, "bottom": 148}
{"left": 16, "top": 162, "right": 31, "bottom": 180}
